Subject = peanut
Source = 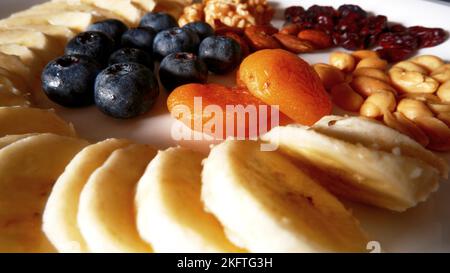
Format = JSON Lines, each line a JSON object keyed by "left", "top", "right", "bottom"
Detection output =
{"left": 351, "top": 76, "right": 396, "bottom": 97}
{"left": 351, "top": 50, "right": 379, "bottom": 61}
{"left": 329, "top": 52, "right": 356, "bottom": 72}
{"left": 312, "top": 63, "right": 346, "bottom": 90}
{"left": 399, "top": 93, "right": 441, "bottom": 103}
{"left": 426, "top": 102, "right": 450, "bottom": 115}
{"left": 393, "top": 61, "right": 428, "bottom": 74}
{"left": 383, "top": 111, "right": 429, "bottom": 147}
{"left": 437, "top": 81, "right": 450, "bottom": 102}
{"left": 389, "top": 67, "right": 439, "bottom": 94}
{"left": 330, "top": 83, "right": 364, "bottom": 112}
{"left": 355, "top": 57, "right": 388, "bottom": 70}
{"left": 353, "top": 67, "right": 390, "bottom": 82}
{"left": 437, "top": 113, "right": 450, "bottom": 127}
{"left": 411, "top": 55, "right": 445, "bottom": 72}
{"left": 397, "top": 98, "right": 434, "bottom": 120}
{"left": 415, "top": 116, "right": 450, "bottom": 152}
{"left": 431, "top": 64, "right": 450, "bottom": 83}
{"left": 360, "top": 91, "right": 396, "bottom": 118}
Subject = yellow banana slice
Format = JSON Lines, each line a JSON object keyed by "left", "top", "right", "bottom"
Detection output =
{"left": 0, "top": 133, "right": 37, "bottom": 149}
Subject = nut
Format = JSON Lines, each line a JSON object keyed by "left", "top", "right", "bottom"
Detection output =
{"left": 330, "top": 82, "right": 364, "bottom": 112}
{"left": 329, "top": 52, "right": 356, "bottom": 72}
{"left": 273, "top": 33, "right": 314, "bottom": 53}
{"left": 431, "top": 64, "right": 450, "bottom": 83}
{"left": 223, "top": 31, "right": 250, "bottom": 57}
{"left": 355, "top": 57, "right": 388, "bottom": 70}
{"left": 393, "top": 61, "right": 428, "bottom": 74}
{"left": 353, "top": 67, "right": 390, "bottom": 82}
{"left": 351, "top": 50, "right": 379, "bottom": 61}
{"left": 383, "top": 111, "right": 429, "bottom": 147}
{"left": 399, "top": 93, "right": 441, "bottom": 103}
{"left": 279, "top": 23, "right": 300, "bottom": 35}
{"left": 397, "top": 98, "right": 434, "bottom": 120}
{"left": 437, "top": 113, "right": 450, "bottom": 127}
{"left": 414, "top": 116, "right": 450, "bottom": 152}
{"left": 178, "top": 3, "right": 205, "bottom": 27}
{"left": 411, "top": 55, "right": 445, "bottom": 72}
{"left": 389, "top": 67, "right": 439, "bottom": 94}
{"left": 244, "top": 25, "right": 281, "bottom": 50}
{"left": 360, "top": 91, "right": 396, "bottom": 118}
{"left": 437, "top": 81, "right": 450, "bottom": 102}
{"left": 351, "top": 76, "right": 397, "bottom": 97}
{"left": 312, "top": 63, "right": 346, "bottom": 90}
{"left": 297, "top": 29, "right": 332, "bottom": 49}
{"left": 426, "top": 101, "right": 450, "bottom": 115}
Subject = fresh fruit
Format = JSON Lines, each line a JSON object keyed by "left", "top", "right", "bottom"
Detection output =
{"left": 0, "top": 44, "right": 44, "bottom": 70}
{"left": 159, "top": 52, "right": 208, "bottom": 92}
{"left": 198, "top": 36, "right": 242, "bottom": 74}
{"left": 0, "top": 107, "right": 76, "bottom": 137}
{"left": 43, "top": 139, "right": 132, "bottom": 253}
{"left": 121, "top": 27, "right": 156, "bottom": 53}
{"left": 239, "top": 49, "right": 332, "bottom": 126}
{"left": 87, "top": 19, "right": 128, "bottom": 45}
{"left": 182, "top": 21, "right": 214, "bottom": 40}
{"left": 0, "top": 134, "right": 37, "bottom": 150}
{"left": 167, "top": 83, "right": 291, "bottom": 139}
{"left": 135, "top": 147, "right": 242, "bottom": 252}
{"left": 78, "top": 144, "right": 156, "bottom": 252}
{"left": 202, "top": 139, "right": 369, "bottom": 252}
{"left": 94, "top": 63, "right": 159, "bottom": 119}
{"left": 108, "top": 48, "right": 154, "bottom": 70}
{"left": 76, "top": 0, "right": 144, "bottom": 25}
{"left": 65, "top": 31, "right": 115, "bottom": 64}
{"left": 152, "top": 27, "right": 199, "bottom": 60}
{"left": 0, "top": 134, "right": 88, "bottom": 252}
{"left": 139, "top": 12, "right": 178, "bottom": 32}
{"left": 0, "top": 52, "right": 32, "bottom": 82}
{"left": 42, "top": 55, "right": 102, "bottom": 107}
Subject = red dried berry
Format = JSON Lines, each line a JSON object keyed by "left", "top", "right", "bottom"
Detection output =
{"left": 408, "top": 26, "right": 447, "bottom": 48}
{"left": 389, "top": 24, "right": 407, "bottom": 33}
{"left": 285, "top": 6, "right": 306, "bottom": 23}
{"left": 377, "top": 48, "right": 415, "bottom": 62}
{"left": 338, "top": 4, "right": 367, "bottom": 19}
{"left": 377, "top": 32, "right": 419, "bottom": 50}
{"left": 341, "top": 33, "right": 366, "bottom": 50}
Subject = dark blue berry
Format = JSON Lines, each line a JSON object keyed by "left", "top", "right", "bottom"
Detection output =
{"left": 153, "top": 27, "right": 199, "bottom": 60}
{"left": 94, "top": 63, "right": 159, "bottom": 119}
{"left": 139, "top": 12, "right": 178, "bottom": 32}
{"left": 198, "top": 36, "right": 242, "bottom": 74}
{"left": 159, "top": 52, "right": 208, "bottom": 92}
{"left": 109, "top": 48, "right": 154, "bottom": 70}
{"left": 41, "top": 55, "right": 102, "bottom": 107}
{"left": 87, "top": 19, "right": 128, "bottom": 45}
{"left": 65, "top": 31, "right": 115, "bottom": 64}
{"left": 121, "top": 27, "right": 156, "bottom": 53}
{"left": 183, "top": 21, "right": 214, "bottom": 40}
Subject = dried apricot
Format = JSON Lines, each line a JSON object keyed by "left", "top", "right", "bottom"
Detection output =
{"left": 273, "top": 33, "right": 314, "bottom": 54}
{"left": 244, "top": 25, "right": 281, "bottom": 50}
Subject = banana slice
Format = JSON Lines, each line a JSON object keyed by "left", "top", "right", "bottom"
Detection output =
{"left": 0, "top": 52, "right": 32, "bottom": 82}
{"left": 202, "top": 140, "right": 368, "bottom": 253}
{"left": 0, "top": 67, "right": 29, "bottom": 94}
{"left": 0, "top": 89, "right": 30, "bottom": 107}
{"left": 43, "top": 139, "right": 132, "bottom": 253}
{"left": 0, "top": 133, "right": 37, "bottom": 149}
{"left": 262, "top": 126, "right": 440, "bottom": 212}
{"left": 6, "top": 25, "right": 75, "bottom": 47}
{"left": 0, "top": 44, "right": 44, "bottom": 69}
{"left": 313, "top": 115, "right": 448, "bottom": 178}
{"left": 0, "top": 107, "right": 76, "bottom": 137}
{"left": 78, "top": 144, "right": 156, "bottom": 252}
{"left": 135, "top": 147, "right": 242, "bottom": 253}
{"left": 0, "top": 133, "right": 88, "bottom": 252}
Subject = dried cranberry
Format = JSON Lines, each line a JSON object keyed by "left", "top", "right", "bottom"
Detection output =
{"left": 336, "top": 19, "right": 361, "bottom": 34}
{"left": 377, "top": 32, "right": 419, "bottom": 50}
{"left": 341, "top": 33, "right": 366, "bottom": 50}
{"left": 377, "top": 48, "right": 415, "bottom": 62}
{"left": 285, "top": 6, "right": 306, "bottom": 23}
{"left": 389, "top": 24, "right": 407, "bottom": 33}
{"left": 297, "top": 21, "right": 315, "bottom": 31}
{"left": 408, "top": 26, "right": 447, "bottom": 48}
{"left": 338, "top": 4, "right": 367, "bottom": 19}
{"left": 315, "top": 15, "right": 335, "bottom": 34}
{"left": 361, "top": 16, "right": 388, "bottom": 36}
{"left": 307, "top": 5, "right": 336, "bottom": 18}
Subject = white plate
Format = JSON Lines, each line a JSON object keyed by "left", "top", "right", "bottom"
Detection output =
{"left": 2, "top": 0, "right": 450, "bottom": 252}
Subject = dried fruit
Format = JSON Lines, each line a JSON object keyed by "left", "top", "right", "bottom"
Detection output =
{"left": 273, "top": 33, "right": 314, "bottom": 53}
{"left": 408, "top": 26, "right": 447, "bottom": 48}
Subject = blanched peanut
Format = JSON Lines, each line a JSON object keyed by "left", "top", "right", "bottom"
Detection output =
{"left": 438, "top": 113, "right": 450, "bottom": 127}
{"left": 399, "top": 93, "right": 440, "bottom": 103}
{"left": 330, "top": 83, "right": 364, "bottom": 112}
{"left": 389, "top": 67, "right": 439, "bottom": 94}
{"left": 426, "top": 101, "right": 450, "bottom": 115}
{"left": 383, "top": 111, "right": 429, "bottom": 147}
{"left": 356, "top": 57, "right": 388, "bottom": 70}
{"left": 431, "top": 64, "right": 450, "bottom": 83}
{"left": 351, "top": 50, "right": 379, "bottom": 61}
{"left": 360, "top": 91, "right": 396, "bottom": 118}
{"left": 329, "top": 52, "right": 356, "bottom": 72}
{"left": 351, "top": 76, "right": 396, "bottom": 97}
{"left": 393, "top": 61, "right": 428, "bottom": 74}
{"left": 312, "top": 63, "right": 345, "bottom": 90}
{"left": 397, "top": 98, "right": 434, "bottom": 120}
{"left": 353, "top": 67, "right": 390, "bottom": 82}
{"left": 411, "top": 55, "right": 445, "bottom": 72}
{"left": 415, "top": 116, "right": 450, "bottom": 152}
{"left": 437, "top": 81, "right": 450, "bottom": 102}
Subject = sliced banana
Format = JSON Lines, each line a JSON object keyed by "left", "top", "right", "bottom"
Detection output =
{"left": 0, "top": 133, "right": 88, "bottom": 252}
{"left": 202, "top": 140, "right": 368, "bottom": 253}
{"left": 135, "top": 147, "right": 242, "bottom": 253}
{"left": 0, "top": 52, "right": 32, "bottom": 82}
{"left": 0, "top": 44, "right": 44, "bottom": 69}
{"left": 0, "top": 107, "right": 76, "bottom": 137}
{"left": 78, "top": 144, "right": 156, "bottom": 252}
{"left": 6, "top": 25, "right": 75, "bottom": 47}
{"left": 43, "top": 139, "right": 132, "bottom": 253}
{"left": 313, "top": 115, "right": 448, "bottom": 178}
{"left": 262, "top": 126, "right": 440, "bottom": 212}
{"left": 0, "top": 133, "right": 37, "bottom": 150}
{"left": 0, "top": 66, "right": 31, "bottom": 94}
{"left": 0, "top": 89, "right": 30, "bottom": 107}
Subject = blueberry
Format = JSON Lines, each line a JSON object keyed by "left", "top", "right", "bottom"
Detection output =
{"left": 198, "top": 36, "right": 242, "bottom": 74}
{"left": 87, "top": 19, "right": 128, "bottom": 45}
{"left": 159, "top": 52, "right": 208, "bottom": 92}
{"left": 41, "top": 55, "right": 102, "bottom": 107}
{"left": 95, "top": 63, "right": 159, "bottom": 119}
{"left": 109, "top": 48, "right": 154, "bottom": 70}
{"left": 183, "top": 21, "right": 214, "bottom": 40}
{"left": 121, "top": 27, "right": 156, "bottom": 53}
{"left": 153, "top": 27, "right": 199, "bottom": 60}
{"left": 139, "top": 12, "right": 178, "bottom": 32}
{"left": 65, "top": 31, "right": 115, "bottom": 64}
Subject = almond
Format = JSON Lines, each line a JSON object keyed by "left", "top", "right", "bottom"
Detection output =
{"left": 244, "top": 25, "right": 281, "bottom": 50}
{"left": 273, "top": 33, "right": 314, "bottom": 54}
{"left": 297, "top": 29, "right": 332, "bottom": 49}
